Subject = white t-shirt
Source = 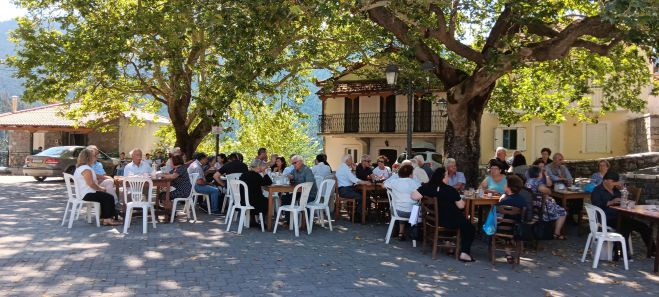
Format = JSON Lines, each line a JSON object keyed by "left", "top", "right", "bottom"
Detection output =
{"left": 311, "top": 163, "right": 331, "bottom": 179}
{"left": 124, "top": 161, "right": 153, "bottom": 177}
{"left": 384, "top": 177, "right": 420, "bottom": 213}
{"left": 74, "top": 165, "right": 98, "bottom": 198}
{"left": 372, "top": 166, "right": 392, "bottom": 180}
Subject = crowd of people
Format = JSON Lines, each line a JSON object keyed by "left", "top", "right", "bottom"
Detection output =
{"left": 70, "top": 144, "right": 655, "bottom": 262}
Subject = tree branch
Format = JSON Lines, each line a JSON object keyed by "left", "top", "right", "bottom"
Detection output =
{"left": 482, "top": 5, "right": 516, "bottom": 55}
{"left": 426, "top": 4, "right": 484, "bottom": 64}
{"left": 447, "top": 0, "right": 459, "bottom": 36}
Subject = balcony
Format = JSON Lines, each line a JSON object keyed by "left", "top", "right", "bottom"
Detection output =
{"left": 319, "top": 111, "right": 448, "bottom": 135}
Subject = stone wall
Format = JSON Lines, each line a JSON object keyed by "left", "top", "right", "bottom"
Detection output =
{"left": 8, "top": 131, "right": 31, "bottom": 167}
{"left": 564, "top": 152, "right": 659, "bottom": 178}
{"left": 88, "top": 129, "right": 120, "bottom": 155}
{"left": 628, "top": 114, "right": 659, "bottom": 153}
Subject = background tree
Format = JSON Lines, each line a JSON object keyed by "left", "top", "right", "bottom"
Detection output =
{"left": 7, "top": 0, "right": 383, "bottom": 158}
{"left": 358, "top": 0, "right": 657, "bottom": 185}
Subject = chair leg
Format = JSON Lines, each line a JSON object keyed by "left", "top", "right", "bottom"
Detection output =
{"left": 190, "top": 200, "right": 197, "bottom": 223}
{"left": 431, "top": 230, "right": 439, "bottom": 260}
{"left": 62, "top": 202, "right": 70, "bottom": 226}
{"left": 385, "top": 217, "right": 395, "bottom": 244}
{"left": 293, "top": 210, "right": 300, "bottom": 237}
{"left": 490, "top": 238, "right": 496, "bottom": 266}
{"left": 94, "top": 204, "right": 100, "bottom": 227}
{"left": 620, "top": 238, "right": 629, "bottom": 270}
{"left": 334, "top": 198, "right": 340, "bottom": 220}
{"left": 170, "top": 201, "right": 177, "bottom": 223}
{"left": 304, "top": 209, "right": 311, "bottom": 235}
{"left": 351, "top": 201, "right": 356, "bottom": 224}
{"left": 273, "top": 208, "right": 283, "bottom": 234}
{"left": 237, "top": 209, "right": 245, "bottom": 235}
{"left": 142, "top": 207, "right": 148, "bottom": 234}
{"left": 150, "top": 206, "right": 157, "bottom": 229}
{"left": 86, "top": 204, "right": 92, "bottom": 224}
{"left": 307, "top": 208, "right": 315, "bottom": 234}
{"left": 581, "top": 233, "right": 593, "bottom": 262}
{"left": 206, "top": 196, "right": 212, "bottom": 215}
{"left": 455, "top": 231, "right": 461, "bottom": 260}
{"left": 123, "top": 206, "right": 132, "bottom": 234}
{"left": 224, "top": 200, "right": 234, "bottom": 224}
{"left": 516, "top": 240, "right": 522, "bottom": 265}
{"left": 259, "top": 213, "right": 265, "bottom": 232}
{"left": 226, "top": 207, "right": 235, "bottom": 231}
{"left": 592, "top": 239, "right": 604, "bottom": 269}
{"left": 68, "top": 203, "right": 78, "bottom": 229}
{"left": 325, "top": 207, "right": 333, "bottom": 231}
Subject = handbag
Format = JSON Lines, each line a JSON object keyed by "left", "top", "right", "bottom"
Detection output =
{"left": 483, "top": 206, "right": 497, "bottom": 236}
{"left": 409, "top": 204, "right": 420, "bottom": 225}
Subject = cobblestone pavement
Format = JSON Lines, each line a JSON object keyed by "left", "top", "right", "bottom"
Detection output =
{"left": 0, "top": 176, "right": 657, "bottom": 296}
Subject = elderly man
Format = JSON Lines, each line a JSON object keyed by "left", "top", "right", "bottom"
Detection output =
{"left": 288, "top": 155, "right": 318, "bottom": 201}
{"left": 336, "top": 154, "right": 370, "bottom": 217}
{"left": 355, "top": 154, "right": 374, "bottom": 181}
{"left": 402, "top": 159, "right": 429, "bottom": 184}
{"left": 414, "top": 155, "right": 434, "bottom": 177}
{"left": 444, "top": 158, "right": 466, "bottom": 191}
{"left": 188, "top": 152, "right": 222, "bottom": 215}
{"left": 86, "top": 145, "right": 119, "bottom": 210}
{"left": 545, "top": 153, "right": 573, "bottom": 186}
{"left": 124, "top": 148, "right": 154, "bottom": 177}
{"left": 490, "top": 147, "right": 509, "bottom": 174}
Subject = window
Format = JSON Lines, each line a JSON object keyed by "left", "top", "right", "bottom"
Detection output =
{"left": 583, "top": 123, "right": 609, "bottom": 153}
{"left": 495, "top": 127, "right": 526, "bottom": 151}
{"left": 345, "top": 148, "right": 358, "bottom": 163}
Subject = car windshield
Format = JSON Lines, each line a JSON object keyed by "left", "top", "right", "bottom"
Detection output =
{"left": 432, "top": 154, "right": 442, "bottom": 163}
{"left": 36, "top": 147, "right": 70, "bottom": 157}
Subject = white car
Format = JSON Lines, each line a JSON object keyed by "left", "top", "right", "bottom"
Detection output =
{"left": 392, "top": 151, "right": 443, "bottom": 172}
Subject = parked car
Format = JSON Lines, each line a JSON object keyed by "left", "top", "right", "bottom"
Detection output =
{"left": 392, "top": 151, "right": 443, "bottom": 172}
{"left": 23, "top": 146, "right": 118, "bottom": 182}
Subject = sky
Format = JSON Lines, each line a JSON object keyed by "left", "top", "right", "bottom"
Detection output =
{"left": 0, "top": 1, "right": 25, "bottom": 22}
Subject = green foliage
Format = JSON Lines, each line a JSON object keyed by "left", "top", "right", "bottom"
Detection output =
{"left": 490, "top": 45, "right": 650, "bottom": 125}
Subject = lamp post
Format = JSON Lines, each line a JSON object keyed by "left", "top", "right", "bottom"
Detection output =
{"left": 206, "top": 109, "right": 220, "bottom": 158}
{"left": 385, "top": 61, "right": 435, "bottom": 159}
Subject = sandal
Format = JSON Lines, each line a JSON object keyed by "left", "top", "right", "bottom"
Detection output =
{"left": 505, "top": 255, "right": 515, "bottom": 264}
{"left": 458, "top": 253, "right": 476, "bottom": 262}
{"left": 553, "top": 234, "right": 567, "bottom": 240}
{"left": 102, "top": 219, "right": 121, "bottom": 226}
{"left": 398, "top": 234, "right": 407, "bottom": 241}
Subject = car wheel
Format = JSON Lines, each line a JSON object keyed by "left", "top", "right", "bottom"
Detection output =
{"left": 34, "top": 176, "right": 46, "bottom": 182}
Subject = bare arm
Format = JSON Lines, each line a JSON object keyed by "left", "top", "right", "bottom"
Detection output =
{"left": 455, "top": 199, "right": 466, "bottom": 209}
{"left": 411, "top": 190, "right": 423, "bottom": 201}
{"left": 81, "top": 169, "right": 104, "bottom": 192}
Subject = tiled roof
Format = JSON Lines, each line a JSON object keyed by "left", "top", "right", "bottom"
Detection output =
{"left": 0, "top": 103, "right": 170, "bottom": 129}
{"left": 317, "top": 80, "right": 393, "bottom": 96}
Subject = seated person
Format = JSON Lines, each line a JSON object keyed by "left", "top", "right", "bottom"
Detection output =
{"left": 239, "top": 160, "right": 273, "bottom": 225}
{"left": 160, "top": 155, "right": 192, "bottom": 211}
{"left": 311, "top": 154, "right": 332, "bottom": 179}
{"left": 124, "top": 148, "right": 154, "bottom": 177}
{"left": 219, "top": 152, "right": 248, "bottom": 175}
{"left": 510, "top": 153, "right": 529, "bottom": 178}
{"left": 590, "top": 172, "right": 654, "bottom": 259}
{"left": 444, "top": 158, "right": 465, "bottom": 192}
{"left": 525, "top": 166, "right": 567, "bottom": 239}
{"left": 400, "top": 159, "right": 429, "bottom": 184}
{"left": 545, "top": 153, "right": 573, "bottom": 187}
{"left": 336, "top": 154, "right": 370, "bottom": 218}
{"left": 480, "top": 160, "right": 507, "bottom": 195}
{"left": 356, "top": 154, "right": 374, "bottom": 181}
{"left": 419, "top": 167, "right": 476, "bottom": 262}
{"left": 384, "top": 164, "right": 422, "bottom": 241}
{"left": 271, "top": 156, "right": 288, "bottom": 174}
{"left": 73, "top": 149, "right": 120, "bottom": 226}
{"left": 490, "top": 147, "right": 510, "bottom": 174}
{"left": 372, "top": 156, "right": 392, "bottom": 181}
{"left": 188, "top": 152, "right": 222, "bottom": 215}
{"left": 498, "top": 175, "right": 534, "bottom": 263}
{"left": 589, "top": 159, "right": 610, "bottom": 187}
{"left": 86, "top": 145, "right": 119, "bottom": 211}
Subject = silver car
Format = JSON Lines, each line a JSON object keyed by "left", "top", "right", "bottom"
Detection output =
{"left": 23, "top": 146, "right": 118, "bottom": 182}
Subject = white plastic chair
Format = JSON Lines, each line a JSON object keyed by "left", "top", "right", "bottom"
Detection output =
{"left": 122, "top": 177, "right": 157, "bottom": 234}
{"left": 189, "top": 172, "right": 212, "bottom": 215}
{"left": 225, "top": 179, "right": 265, "bottom": 234}
{"left": 223, "top": 173, "right": 243, "bottom": 223}
{"left": 384, "top": 188, "right": 416, "bottom": 247}
{"left": 62, "top": 173, "right": 100, "bottom": 228}
{"left": 273, "top": 182, "right": 313, "bottom": 237}
{"left": 306, "top": 179, "right": 335, "bottom": 233}
{"left": 581, "top": 203, "right": 628, "bottom": 270}
{"left": 170, "top": 174, "right": 197, "bottom": 223}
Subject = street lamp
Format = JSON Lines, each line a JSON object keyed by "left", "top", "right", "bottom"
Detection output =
{"left": 206, "top": 109, "right": 220, "bottom": 158}
{"left": 385, "top": 61, "right": 435, "bottom": 158}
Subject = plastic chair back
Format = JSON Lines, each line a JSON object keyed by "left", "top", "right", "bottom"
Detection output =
{"left": 584, "top": 203, "right": 609, "bottom": 237}
{"left": 225, "top": 173, "right": 242, "bottom": 197}
{"left": 123, "top": 176, "right": 153, "bottom": 204}
{"left": 386, "top": 188, "right": 401, "bottom": 218}
{"left": 317, "top": 179, "right": 336, "bottom": 206}
{"left": 291, "top": 182, "right": 313, "bottom": 208}
{"left": 229, "top": 179, "right": 251, "bottom": 208}
{"left": 63, "top": 173, "right": 79, "bottom": 201}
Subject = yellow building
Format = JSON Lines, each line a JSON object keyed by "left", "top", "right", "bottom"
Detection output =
{"left": 318, "top": 66, "right": 658, "bottom": 168}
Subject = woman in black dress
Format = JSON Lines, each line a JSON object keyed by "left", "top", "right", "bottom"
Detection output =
{"left": 239, "top": 160, "right": 273, "bottom": 225}
{"left": 419, "top": 167, "right": 476, "bottom": 262}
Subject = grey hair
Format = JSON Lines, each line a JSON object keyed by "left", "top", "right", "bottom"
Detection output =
{"left": 445, "top": 158, "right": 457, "bottom": 167}
{"left": 85, "top": 145, "right": 98, "bottom": 152}
{"left": 341, "top": 154, "right": 353, "bottom": 163}
{"left": 129, "top": 148, "right": 142, "bottom": 157}
{"left": 494, "top": 147, "right": 506, "bottom": 157}
{"left": 291, "top": 155, "right": 304, "bottom": 164}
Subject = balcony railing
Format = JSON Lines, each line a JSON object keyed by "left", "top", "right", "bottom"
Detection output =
{"left": 319, "top": 111, "right": 447, "bottom": 134}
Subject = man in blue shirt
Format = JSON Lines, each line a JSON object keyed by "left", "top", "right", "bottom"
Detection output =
{"left": 86, "top": 145, "right": 119, "bottom": 211}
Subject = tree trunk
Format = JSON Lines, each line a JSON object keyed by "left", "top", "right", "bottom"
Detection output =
{"left": 444, "top": 85, "right": 493, "bottom": 188}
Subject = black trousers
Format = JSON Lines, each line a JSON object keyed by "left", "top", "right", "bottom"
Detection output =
{"left": 443, "top": 217, "right": 476, "bottom": 254}
{"left": 608, "top": 218, "right": 653, "bottom": 256}
{"left": 83, "top": 191, "right": 117, "bottom": 219}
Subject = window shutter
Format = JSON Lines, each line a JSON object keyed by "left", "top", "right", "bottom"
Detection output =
{"left": 516, "top": 127, "right": 526, "bottom": 151}
{"left": 494, "top": 127, "right": 503, "bottom": 150}
{"left": 585, "top": 123, "right": 608, "bottom": 153}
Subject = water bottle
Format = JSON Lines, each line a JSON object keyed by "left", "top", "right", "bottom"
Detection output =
{"left": 620, "top": 184, "right": 629, "bottom": 207}
{"left": 151, "top": 162, "right": 158, "bottom": 174}
{"left": 477, "top": 187, "right": 484, "bottom": 198}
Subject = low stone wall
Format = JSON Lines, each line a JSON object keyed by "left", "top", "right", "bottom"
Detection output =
{"left": 628, "top": 114, "right": 659, "bottom": 153}
{"left": 564, "top": 152, "right": 659, "bottom": 178}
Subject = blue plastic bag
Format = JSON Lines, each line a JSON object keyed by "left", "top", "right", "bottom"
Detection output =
{"left": 584, "top": 183, "right": 596, "bottom": 193}
{"left": 483, "top": 206, "right": 497, "bottom": 236}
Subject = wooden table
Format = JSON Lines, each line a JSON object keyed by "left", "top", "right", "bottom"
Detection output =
{"left": 464, "top": 196, "right": 500, "bottom": 225}
{"left": 355, "top": 183, "right": 384, "bottom": 224}
{"left": 611, "top": 205, "right": 659, "bottom": 273}
{"left": 551, "top": 190, "right": 590, "bottom": 230}
{"left": 114, "top": 176, "right": 174, "bottom": 219}
{"left": 265, "top": 184, "right": 301, "bottom": 231}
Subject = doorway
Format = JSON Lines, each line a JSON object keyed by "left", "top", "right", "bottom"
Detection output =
{"left": 377, "top": 149, "right": 397, "bottom": 167}
{"left": 534, "top": 125, "right": 560, "bottom": 160}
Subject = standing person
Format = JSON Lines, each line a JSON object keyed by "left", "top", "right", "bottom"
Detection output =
{"left": 336, "top": 154, "right": 370, "bottom": 218}
{"left": 489, "top": 147, "right": 509, "bottom": 174}
{"left": 73, "top": 149, "right": 120, "bottom": 226}
{"left": 255, "top": 148, "right": 268, "bottom": 164}
{"left": 591, "top": 172, "right": 654, "bottom": 259}
{"left": 444, "top": 158, "right": 465, "bottom": 192}
{"left": 415, "top": 155, "right": 434, "bottom": 177}
{"left": 356, "top": 154, "right": 374, "bottom": 181}
{"left": 537, "top": 148, "right": 553, "bottom": 164}
{"left": 116, "top": 152, "right": 128, "bottom": 176}
{"left": 480, "top": 160, "right": 507, "bottom": 195}
{"left": 311, "top": 154, "right": 332, "bottom": 179}
{"left": 372, "top": 156, "right": 392, "bottom": 181}
{"left": 239, "top": 160, "right": 273, "bottom": 226}
{"left": 123, "top": 148, "right": 153, "bottom": 177}
{"left": 188, "top": 152, "right": 222, "bottom": 215}
{"left": 219, "top": 152, "right": 248, "bottom": 175}
{"left": 419, "top": 167, "right": 476, "bottom": 262}
{"left": 143, "top": 153, "right": 153, "bottom": 167}
{"left": 384, "top": 164, "right": 422, "bottom": 241}
{"left": 545, "top": 153, "right": 573, "bottom": 187}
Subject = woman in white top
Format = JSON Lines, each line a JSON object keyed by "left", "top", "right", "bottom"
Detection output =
{"left": 384, "top": 164, "right": 422, "bottom": 241}
{"left": 372, "top": 156, "right": 392, "bottom": 181}
{"left": 73, "top": 148, "right": 120, "bottom": 226}
{"left": 311, "top": 154, "right": 332, "bottom": 178}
